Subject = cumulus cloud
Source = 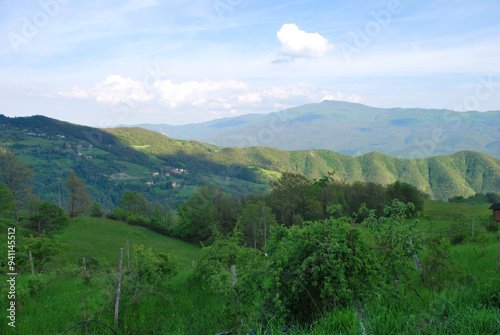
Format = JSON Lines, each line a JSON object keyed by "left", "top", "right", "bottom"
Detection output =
{"left": 276, "top": 23, "right": 333, "bottom": 61}
{"left": 95, "top": 75, "right": 155, "bottom": 104}
{"left": 153, "top": 79, "right": 248, "bottom": 108}
{"left": 57, "top": 74, "right": 362, "bottom": 121}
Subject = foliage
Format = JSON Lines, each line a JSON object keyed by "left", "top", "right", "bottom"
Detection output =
{"left": 362, "top": 200, "right": 421, "bottom": 285}
{"left": 0, "top": 150, "right": 34, "bottom": 220}
{"left": 235, "top": 200, "right": 277, "bottom": 249}
{"left": 447, "top": 211, "right": 468, "bottom": 245}
{"left": 18, "top": 235, "right": 66, "bottom": 272}
{"left": 481, "top": 214, "right": 498, "bottom": 232}
{"left": 135, "top": 245, "right": 179, "bottom": 286}
{"left": 126, "top": 213, "right": 149, "bottom": 226}
{"left": 386, "top": 180, "right": 424, "bottom": 213}
{"left": 64, "top": 170, "right": 92, "bottom": 217}
{"left": 174, "top": 186, "right": 240, "bottom": 244}
{"left": 89, "top": 201, "right": 104, "bottom": 217}
{"left": 421, "top": 234, "right": 458, "bottom": 293}
{"left": 0, "top": 181, "right": 15, "bottom": 218}
{"left": 266, "top": 212, "right": 379, "bottom": 323}
{"left": 449, "top": 195, "right": 465, "bottom": 203}
{"left": 27, "top": 201, "right": 69, "bottom": 236}
{"left": 118, "top": 190, "right": 152, "bottom": 217}
{"left": 268, "top": 172, "right": 320, "bottom": 227}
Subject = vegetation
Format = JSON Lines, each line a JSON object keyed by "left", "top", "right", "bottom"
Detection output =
{"left": 64, "top": 170, "right": 92, "bottom": 218}
{"left": 0, "top": 114, "right": 499, "bottom": 334}
{"left": 0, "top": 151, "right": 34, "bottom": 220}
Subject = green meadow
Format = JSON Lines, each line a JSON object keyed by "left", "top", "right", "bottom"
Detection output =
{"left": 1, "top": 199, "right": 499, "bottom": 334}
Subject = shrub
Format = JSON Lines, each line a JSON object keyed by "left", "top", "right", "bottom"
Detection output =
{"left": 126, "top": 214, "right": 149, "bottom": 227}
{"left": 481, "top": 215, "right": 498, "bottom": 232}
{"left": 266, "top": 213, "right": 379, "bottom": 323}
{"left": 89, "top": 201, "right": 104, "bottom": 217}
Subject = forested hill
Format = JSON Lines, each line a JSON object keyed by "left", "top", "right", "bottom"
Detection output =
{"left": 0, "top": 115, "right": 498, "bottom": 205}
{"left": 107, "top": 127, "right": 500, "bottom": 200}
{"left": 131, "top": 100, "right": 500, "bottom": 158}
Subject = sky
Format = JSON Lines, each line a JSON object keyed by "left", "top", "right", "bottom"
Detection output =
{"left": 0, "top": 0, "right": 499, "bottom": 127}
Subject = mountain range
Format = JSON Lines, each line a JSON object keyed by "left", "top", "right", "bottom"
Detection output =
{"left": 1, "top": 114, "right": 498, "bottom": 206}
{"left": 131, "top": 100, "right": 500, "bottom": 159}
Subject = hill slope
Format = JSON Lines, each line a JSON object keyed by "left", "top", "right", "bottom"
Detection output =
{"left": 107, "top": 127, "right": 500, "bottom": 200}
{"left": 133, "top": 100, "right": 500, "bottom": 158}
{"left": 0, "top": 114, "right": 498, "bottom": 203}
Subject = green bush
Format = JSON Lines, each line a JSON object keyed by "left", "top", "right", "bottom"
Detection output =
{"left": 481, "top": 215, "right": 498, "bottom": 232}
{"left": 89, "top": 201, "right": 104, "bottom": 217}
{"left": 266, "top": 213, "right": 379, "bottom": 323}
{"left": 126, "top": 214, "right": 149, "bottom": 227}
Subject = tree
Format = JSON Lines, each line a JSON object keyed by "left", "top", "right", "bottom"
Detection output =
{"left": 174, "top": 186, "right": 240, "bottom": 244}
{"left": 268, "top": 172, "right": 320, "bottom": 226}
{"left": 90, "top": 201, "right": 104, "bottom": 217}
{"left": 118, "top": 190, "right": 151, "bottom": 217}
{"left": 27, "top": 201, "right": 69, "bottom": 236}
{"left": 0, "top": 181, "right": 15, "bottom": 219}
{"left": 0, "top": 151, "right": 34, "bottom": 220}
{"left": 64, "top": 170, "right": 92, "bottom": 218}
{"left": 235, "top": 200, "right": 277, "bottom": 249}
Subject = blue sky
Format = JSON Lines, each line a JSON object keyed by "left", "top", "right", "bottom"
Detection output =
{"left": 0, "top": 0, "right": 499, "bottom": 126}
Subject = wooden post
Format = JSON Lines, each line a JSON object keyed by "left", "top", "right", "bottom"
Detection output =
{"left": 231, "top": 264, "right": 237, "bottom": 286}
{"left": 81, "top": 290, "right": 88, "bottom": 335}
{"left": 29, "top": 250, "right": 35, "bottom": 276}
{"left": 114, "top": 248, "right": 124, "bottom": 328}
{"left": 422, "top": 232, "right": 426, "bottom": 248}
{"left": 497, "top": 235, "right": 500, "bottom": 270}
{"left": 192, "top": 260, "right": 195, "bottom": 268}
{"left": 83, "top": 257, "right": 87, "bottom": 275}
{"left": 472, "top": 216, "right": 475, "bottom": 240}
{"left": 127, "top": 240, "right": 130, "bottom": 271}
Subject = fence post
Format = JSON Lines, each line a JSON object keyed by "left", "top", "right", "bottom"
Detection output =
{"left": 127, "top": 240, "right": 130, "bottom": 271}
{"left": 29, "top": 250, "right": 35, "bottom": 276}
{"left": 114, "top": 248, "right": 124, "bottom": 328}
{"left": 83, "top": 257, "right": 87, "bottom": 275}
{"left": 472, "top": 216, "right": 475, "bottom": 240}
{"left": 81, "top": 290, "right": 88, "bottom": 335}
{"left": 231, "top": 264, "right": 237, "bottom": 286}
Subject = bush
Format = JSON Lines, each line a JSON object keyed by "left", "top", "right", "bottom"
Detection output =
{"left": 126, "top": 214, "right": 149, "bottom": 227}
{"left": 481, "top": 215, "right": 499, "bottom": 232}
{"left": 266, "top": 214, "right": 379, "bottom": 323}
{"left": 448, "top": 195, "right": 465, "bottom": 203}
{"left": 90, "top": 201, "right": 104, "bottom": 217}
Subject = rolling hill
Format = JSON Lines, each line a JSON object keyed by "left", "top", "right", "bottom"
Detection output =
{"left": 132, "top": 100, "right": 500, "bottom": 159}
{"left": 0, "top": 114, "right": 498, "bottom": 205}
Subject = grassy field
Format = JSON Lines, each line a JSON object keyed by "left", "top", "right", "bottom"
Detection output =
{"left": 1, "top": 199, "right": 499, "bottom": 334}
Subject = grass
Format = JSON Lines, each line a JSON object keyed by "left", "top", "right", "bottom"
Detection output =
{"left": 2, "top": 200, "right": 500, "bottom": 335}
{"left": 58, "top": 217, "right": 200, "bottom": 267}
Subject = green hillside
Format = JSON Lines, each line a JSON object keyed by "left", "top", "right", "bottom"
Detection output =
{"left": 1, "top": 114, "right": 498, "bottom": 205}
{"left": 134, "top": 100, "right": 500, "bottom": 158}
{"left": 107, "top": 127, "right": 500, "bottom": 200}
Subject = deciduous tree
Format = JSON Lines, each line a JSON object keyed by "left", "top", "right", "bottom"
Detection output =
{"left": 0, "top": 151, "right": 34, "bottom": 220}
{"left": 64, "top": 170, "right": 92, "bottom": 218}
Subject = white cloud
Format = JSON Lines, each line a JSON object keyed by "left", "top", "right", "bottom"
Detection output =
{"left": 277, "top": 23, "right": 333, "bottom": 60}
{"left": 95, "top": 75, "right": 155, "bottom": 104}
{"left": 153, "top": 78, "right": 248, "bottom": 108}
{"left": 322, "top": 91, "right": 363, "bottom": 103}
{"left": 57, "top": 87, "right": 89, "bottom": 99}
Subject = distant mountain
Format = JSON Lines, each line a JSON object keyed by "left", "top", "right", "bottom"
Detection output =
{"left": 131, "top": 100, "right": 500, "bottom": 159}
{"left": 1, "top": 115, "right": 498, "bottom": 204}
